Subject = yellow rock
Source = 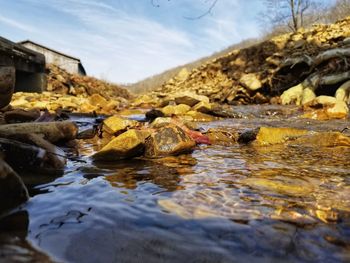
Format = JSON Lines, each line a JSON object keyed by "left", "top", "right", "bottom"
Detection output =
{"left": 10, "top": 97, "right": 29, "bottom": 108}
{"left": 254, "top": 127, "right": 309, "bottom": 146}
{"left": 192, "top": 101, "right": 212, "bottom": 113}
{"left": 281, "top": 84, "right": 304, "bottom": 105}
{"left": 103, "top": 116, "right": 139, "bottom": 135}
{"left": 161, "top": 104, "right": 191, "bottom": 116}
{"left": 239, "top": 73, "right": 262, "bottom": 91}
{"left": 185, "top": 110, "right": 216, "bottom": 122}
{"left": 89, "top": 93, "right": 108, "bottom": 106}
{"left": 173, "top": 91, "right": 210, "bottom": 107}
{"left": 92, "top": 129, "right": 149, "bottom": 161}
{"left": 206, "top": 128, "right": 238, "bottom": 146}
{"left": 293, "top": 132, "right": 350, "bottom": 147}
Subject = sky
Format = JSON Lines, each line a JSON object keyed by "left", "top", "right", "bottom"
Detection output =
{"left": 0, "top": 0, "right": 333, "bottom": 84}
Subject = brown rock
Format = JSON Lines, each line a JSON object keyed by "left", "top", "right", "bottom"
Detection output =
{"left": 0, "top": 159, "right": 29, "bottom": 214}
{"left": 173, "top": 92, "right": 210, "bottom": 107}
{"left": 144, "top": 125, "right": 196, "bottom": 158}
{"left": 89, "top": 93, "right": 108, "bottom": 106}
{"left": 206, "top": 128, "right": 239, "bottom": 146}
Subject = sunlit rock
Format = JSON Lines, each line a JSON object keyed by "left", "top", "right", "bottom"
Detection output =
{"left": 302, "top": 96, "right": 349, "bottom": 120}
{"left": 102, "top": 116, "right": 139, "bottom": 135}
{"left": 280, "top": 84, "right": 304, "bottom": 105}
{"left": 192, "top": 101, "right": 212, "bottom": 114}
{"left": 92, "top": 129, "right": 150, "bottom": 161}
{"left": 173, "top": 91, "right": 210, "bottom": 107}
{"left": 144, "top": 125, "right": 196, "bottom": 158}
{"left": 239, "top": 73, "right": 262, "bottom": 91}
{"left": 0, "top": 159, "right": 28, "bottom": 214}
{"left": 88, "top": 93, "right": 108, "bottom": 106}
{"left": 161, "top": 104, "right": 191, "bottom": 116}
{"left": 254, "top": 127, "right": 309, "bottom": 146}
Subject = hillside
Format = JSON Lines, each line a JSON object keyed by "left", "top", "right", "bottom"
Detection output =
{"left": 132, "top": 17, "right": 350, "bottom": 106}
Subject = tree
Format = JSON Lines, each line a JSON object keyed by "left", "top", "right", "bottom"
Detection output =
{"left": 327, "top": 0, "right": 350, "bottom": 22}
{"left": 262, "top": 0, "right": 321, "bottom": 32}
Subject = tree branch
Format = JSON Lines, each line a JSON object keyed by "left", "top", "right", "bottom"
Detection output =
{"left": 183, "top": 0, "right": 219, "bottom": 20}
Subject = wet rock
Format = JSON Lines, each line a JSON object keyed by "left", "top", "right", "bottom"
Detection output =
{"left": 150, "top": 117, "right": 173, "bottom": 128}
{"left": 102, "top": 116, "right": 139, "bottom": 135}
{"left": 0, "top": 159, "right": 28, "bottom": 214}
{"left": 173, "top": 91, "right": 210, "bottom": 107}
{"left": 185, "top": 111, "right": 216, "bottom": 122}
{"left": 92, "top": 129, "right": 151, "bottom": 161}
{"left": 161, "top": 104, "right": 191, "bottom": 116}
{"left": 144, "top": 125, "right": 196, "bottom": 158}
{"left": 4, "top": 109, "right": 40, "bottom": 123}
{"left": 237, "top": 128, "right": 260, "bottom": 143}
{"left": 293, "top": 132, "right": 350, "bottom": 147}
{"left": 206, "top": 128, "right": 239, "bottom": 146}
{"left": 239, "top": 73, "right": 262, "bottom": 91}
{"left": 253, "top": 127, "right": 309, "bottom": 146}
{"left": 209, "top": 104, "right": 243, "bottom": 118}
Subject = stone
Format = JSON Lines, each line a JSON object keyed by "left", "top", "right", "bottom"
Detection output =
{"left": 254, "top": 127, "right": 309, "bottom": 146}
{"left": 192, "top": 101, "right": 212, "bottom": 113}
{"left": 185, "top": 111, "right": 216, "bottom": 122}
{"left": 301, "top": 88, "right": 316, "bottom": 105}
{"left": 161, "top": 104, "right": 191, "bottom": 116}
{"left": 145, "top": 109, "right": 165, "bottom": 121}
{"left": 280, "top": 84, "right": 304, "bottom": 105}
{"left": 0, "top": 66, "right": 15, "bottom": 109}
{"left": 92, "top": 129, "right": 150, "bottom": 161}
{"left": 0, "top": 158, "right": 28, "bottom": 214}
{"left": 293, "top": 132, "right": 350, "bottom": 147}
{"left": 4, "top": 109, "right": 40, "bottom": 123}
{"left": 173, "top": 92, "right": 210, "bottom": 107}
{"left": 303, "top": 96, "right": 349, "bottom": 120}
{"left": 175, "top": 68, "right": 189, "bottom": 81}
{"left": 205, "top": 128, "right": 239, "bottom": 146}
{"left": 10, "top": 97, "right": 29, "bottom": 108}
{"left": 144, "top": 125, "right": 196, "bottom": 158}
{"left": 150, "top": 117, "right": 173, "bottom": 128}
{"left": 239, "top": 73, "right": 262, "bottom": 91}
{"left": 88, "top": 93, "right": 108, "bottom": 106}
{"left": 103, "top": 116, "right": 139, "bottom": 135}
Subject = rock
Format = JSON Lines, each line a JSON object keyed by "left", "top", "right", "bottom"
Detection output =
{"left": 237, "top": 129, "right": 260, "bottom": 143}
{"left": 144, "top": 125, "right": 196, "bottom": 158}
{"left": 0, "top": 66, "right": 15, "bottom": 109}
{"left": 161, "top": 104, "right": 191, "bottom": 116}
{"left": 254, "top": 127, "right": 309, "bottom": 146}
{"left": 150, "top": 117, "right": 173, "bottom": 128}
{"left": 281, "top": 84, "right": 304, "bottom": 105}
{"left": 103, "top": 116, "right": 139, "bottom": 135}
{"left": 92, "top": 129, "right": 150, "bottom": 161}
{"left": 303, "top": 96, "right": 349, "bottom": 120}
{"left": 185, "top": 111, "right": 216, "bottom": 122}
{"left": 205, "top": 128, "right": 239, "bottom": 146}
{"left": 173, "top": 92, "right": 210, "bottom": 107}
{"left": 0, "top": 159, "right": 29, "bottom": 214}
{"left": 239, "top": 73, "right": 262, "bottom": 91}
{"left": 209, "top": 104, "right": 243, "bottom": 118}
{"left": 10, "top": 97, "right": 29, "bottom": 108}
{"left": 192, "top": 101, "right": 212, "bottom": 114}
{"left": 88, "top": 93, "right": 108, "bottom": 106}
{"left": 145, "top": 109, "right": 165, "bottom": 121}
{"left": 175, "top": 68, "right": 189, "bottom": 81}
{"left": 4, "top": 109, "right": 40, "bottom": 123}
{"left": 301, "top": 88, "right": 316, "bottom": 105}
{"left": 293, "top": 132, "right": 350, "bottom": 147}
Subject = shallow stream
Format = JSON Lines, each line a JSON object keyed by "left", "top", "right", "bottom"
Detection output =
{"left": 1, "top": 105, "right": 349, "bottom": 262}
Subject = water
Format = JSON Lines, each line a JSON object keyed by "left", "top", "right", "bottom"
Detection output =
{"left": 0, "top": 105, "right": 349, "bottom": 262}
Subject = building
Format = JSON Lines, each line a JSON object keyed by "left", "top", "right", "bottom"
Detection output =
{"left": 18, "top": 40, "right": 86, "bottom": 75}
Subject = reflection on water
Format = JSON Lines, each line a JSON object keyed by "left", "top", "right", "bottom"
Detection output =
{"left": 0, "top": 105, "right": 349, "bottom": 262}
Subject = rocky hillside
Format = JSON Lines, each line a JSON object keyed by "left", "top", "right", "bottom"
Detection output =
{"left": 141, "top": 17, "right": 350, "bottom": 106}
{"left": 47, "top": 64, "right": 132, "bottom": 100}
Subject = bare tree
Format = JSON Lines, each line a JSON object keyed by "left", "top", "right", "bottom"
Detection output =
{"left": 262, "top": 0, "right": 322, "bottom": 32}
{"left": 327, "top": 0, "right": 350, "bottom": 22}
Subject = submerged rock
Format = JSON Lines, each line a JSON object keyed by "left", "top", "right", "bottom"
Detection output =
{"left": 144, "top": 125, "right": 196, "bottom": 158}
{"left": 206, "top": 128, "right": 239, "bottom": 146}
{"left": 0, "top": 159, "right": 29, "bottom": 214}
{"left": 253, "top": 127, "right": 309, "bottom": 146}
{"left": 92, "top": 129, "right": 151, "bottom": 161}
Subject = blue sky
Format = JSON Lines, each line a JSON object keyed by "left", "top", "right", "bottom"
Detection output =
{"left": 0, "top": 0, "right": 333, "bottom": 83}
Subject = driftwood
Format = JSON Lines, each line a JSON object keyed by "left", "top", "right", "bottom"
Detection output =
{"left": 0, "top": 121, "right": 78, "bottom": 142}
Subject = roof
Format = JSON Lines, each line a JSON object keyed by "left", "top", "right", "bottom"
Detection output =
{"left": 18, "top": 40, "right": 81, "bottom": 62}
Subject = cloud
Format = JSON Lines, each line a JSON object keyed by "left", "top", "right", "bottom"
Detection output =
{"left": 0, "top": 14, "right": 36, "bottom": 32}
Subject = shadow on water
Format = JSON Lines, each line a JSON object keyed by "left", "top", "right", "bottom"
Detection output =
{"left": 0, "top": 105, "right": 349, "bottom": 262}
